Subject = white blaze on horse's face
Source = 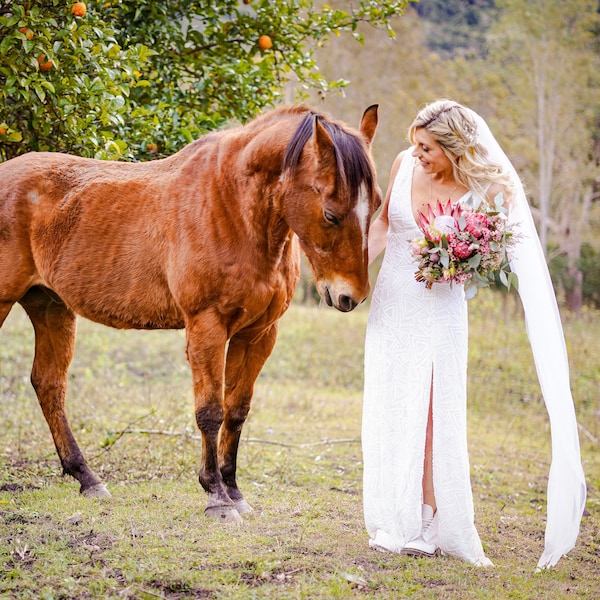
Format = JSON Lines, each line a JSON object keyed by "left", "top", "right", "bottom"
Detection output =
{"left": 355, "top": 183, "right": 370, "bottom": 253}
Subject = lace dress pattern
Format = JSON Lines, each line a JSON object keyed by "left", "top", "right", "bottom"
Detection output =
{"left": 362, "top": 153, "right": 488, "bottom": 563}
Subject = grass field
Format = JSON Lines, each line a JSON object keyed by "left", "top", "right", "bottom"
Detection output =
{"left": 0, "top": 292, "right": 599, "bottom": 599}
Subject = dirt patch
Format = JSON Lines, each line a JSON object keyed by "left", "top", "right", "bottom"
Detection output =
{"left": 0, "top": 482, "right": 41, "bottom": 492}
{"left": 68, "top": 531, "right": 116, "bottom": 552}
{"left": 147, "top": 579, "right": 214, "bottom": 599}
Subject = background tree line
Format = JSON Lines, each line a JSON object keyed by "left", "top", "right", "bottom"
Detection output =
{"left": 1, "top": 0, "right": 598, "bottom": 311}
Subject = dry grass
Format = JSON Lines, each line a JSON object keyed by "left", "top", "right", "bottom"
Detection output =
{"left": 0, "top": 292, "right": 599, "bottom": 599}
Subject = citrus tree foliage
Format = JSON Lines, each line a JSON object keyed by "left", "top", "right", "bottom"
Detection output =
{"left": 0, "top": 0, "right": 412, "bottom": 161}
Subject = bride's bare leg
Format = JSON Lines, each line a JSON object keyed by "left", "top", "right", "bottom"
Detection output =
{"left": 423, "top": 379, "right": 436, "bottom": 512}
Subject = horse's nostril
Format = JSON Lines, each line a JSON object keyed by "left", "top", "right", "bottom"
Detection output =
{"left": 338, "top": 295, "right": 357, "bottom": 313}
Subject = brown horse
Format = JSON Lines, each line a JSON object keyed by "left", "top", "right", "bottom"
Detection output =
{"left": 0, "top": 104, "right": 380, "bottom": 521}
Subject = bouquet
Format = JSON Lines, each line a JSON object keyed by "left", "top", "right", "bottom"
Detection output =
{"left": 410, "top": 194, "right": 518, "bottom": 299}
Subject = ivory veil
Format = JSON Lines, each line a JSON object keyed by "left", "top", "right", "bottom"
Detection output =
{"left": 469, "top": 110, "right": 587, "bottom": 568}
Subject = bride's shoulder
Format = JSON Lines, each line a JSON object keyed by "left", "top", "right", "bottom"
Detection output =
{"left": 395, "top": 148, "right": 415, "bottom": 165}
{"left": 485, "top": 182, "right": 512, "bottom": 209}
{"left": 390, "top": 149, "right": 416, "bottom": 178}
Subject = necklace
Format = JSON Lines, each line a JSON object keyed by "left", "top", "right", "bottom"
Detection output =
{"left": 429, "top": 174, "right": 459, "bottom": 203}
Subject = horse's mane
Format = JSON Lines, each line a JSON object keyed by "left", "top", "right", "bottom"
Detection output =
{"left": 281, "top": 106, "right": 376, "bottom": 201}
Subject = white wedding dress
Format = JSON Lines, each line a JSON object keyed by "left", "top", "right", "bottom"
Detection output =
{"left": 363, "top": 110, "right": 586, "bottom": 569}
{"left": 362, "top": 152, "right": 490, "bottom": 563}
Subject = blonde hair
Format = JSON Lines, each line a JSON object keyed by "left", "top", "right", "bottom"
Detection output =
{"left": 408, "top": 99, "right": 513, "bottom": 203}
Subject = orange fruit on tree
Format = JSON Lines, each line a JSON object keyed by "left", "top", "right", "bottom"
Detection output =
{"left": 258, "top": 35, "right": 272, "bottom": 50}
{"left": 19, "top": 27, "right": 34, "bottom": 40}
{"left": 38, "top": 54, "right": 54, "bottom": 72}
{"left": 71, "top": 2, "right": 87, "bottom": 17}
{"left": 0, "top": 127, "right": 6, "bottom": 135}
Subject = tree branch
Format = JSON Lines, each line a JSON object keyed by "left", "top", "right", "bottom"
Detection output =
{"left": 116, "top": 428, "right": 360, "bottom": 448}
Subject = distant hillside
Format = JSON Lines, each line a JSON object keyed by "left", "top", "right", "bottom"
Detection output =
{"left": 413, "top": 0, "right": 497, "bottom": 57}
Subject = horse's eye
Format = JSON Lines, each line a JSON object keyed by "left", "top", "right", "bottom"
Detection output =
{"left": 324, "top": 210, "right": 340, "bottom": 226}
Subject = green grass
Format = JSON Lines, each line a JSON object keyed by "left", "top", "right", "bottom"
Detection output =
{"left": 1, "top": 292, "right": 599, "bottom": 599}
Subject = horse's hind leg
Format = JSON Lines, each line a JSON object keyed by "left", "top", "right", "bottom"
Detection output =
{"left": 220, "top": 325, "right": 279, "bottom": 515}
{"left": 19, "top": 287, "right": 109, "bottom": 498}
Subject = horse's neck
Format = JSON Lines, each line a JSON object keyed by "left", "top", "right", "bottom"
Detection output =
{"left": 174, "top": 126, "right": 295, "bottom": 260}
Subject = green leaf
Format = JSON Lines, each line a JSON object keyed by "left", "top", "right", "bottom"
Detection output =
{"left": 468, "top": 254, "right": 482, "bottom": 268}
{"left": 499, "top": 270, "right": 508, "bottom": 287}
{"left": 39, "top": 80, "right": 55, "bottom": 93}
{"left": 0, "top": 35, "right": 13, "bottom": 55}
{"left": 34, "top": 86, "right": 46, "bottom": 103}
{"left": 440, "top": 251, "right": 450, "bottom": 269}
{"left": 7, "top": 131, "right": 23, "bottom": 142}
{"left": 464, "top": 284, "right": 478, "bottom": 300}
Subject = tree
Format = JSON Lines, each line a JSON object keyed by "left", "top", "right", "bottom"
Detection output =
{"left": 0, "top": 0, "right": 413, "bottom": 161}
{"left": 0, "top": 0, "right": 150, "bottom": 159}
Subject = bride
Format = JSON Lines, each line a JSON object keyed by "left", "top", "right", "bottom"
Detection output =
{"left": 361, "top": 99, "right": 586, "bottom": 568}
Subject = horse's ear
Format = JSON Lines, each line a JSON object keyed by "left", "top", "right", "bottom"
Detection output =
{"left": 312, "top": 115, "right": 336, "bottom": 169}
{"left": 359, "top": 104, "right": 379, "bottom": 147}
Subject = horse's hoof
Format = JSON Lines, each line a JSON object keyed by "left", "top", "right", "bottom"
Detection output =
{"left": 81, "top": 483, "right": 111, "bottom": 498}
{"left": 205, "top": 505, "right": 243, "bottom": 524}
{"left": 234, "top": 499, "right": 253, "bottom": 515}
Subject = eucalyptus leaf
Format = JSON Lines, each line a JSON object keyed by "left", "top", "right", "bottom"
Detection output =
{"left": 468, "top": 254, "right": 482, "bottom": 268}
{"left": 465, "top": 284, "right": 478, "bottom": 300}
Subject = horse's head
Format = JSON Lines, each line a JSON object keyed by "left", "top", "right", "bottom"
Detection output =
{"left": 281, "top": 106, "right": 381, "bottom": 312}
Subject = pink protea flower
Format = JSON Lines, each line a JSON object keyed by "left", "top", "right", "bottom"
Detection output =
{"left": 452, "top": 240, "right": 474, "bottom": 259}
{"left": 417, "top": 199, "right": 461, "bottom": 242}
{"left": 464, "top": 212, "right": 488, "bottom": 238}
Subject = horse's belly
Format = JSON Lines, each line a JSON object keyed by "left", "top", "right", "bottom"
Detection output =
{"left": 60, "top": 285, "right": 185, "bottom": 330}
{"left": 76, "top": 301, "right": 185, "bottom": 330}
{"left": 42, "top": 258, "right": 186, "bottom": 330}
{"left": 28, "top": 205, "right": 184, "bottom": 328}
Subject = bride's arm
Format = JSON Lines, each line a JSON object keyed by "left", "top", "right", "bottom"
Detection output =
{"left": 368, "top": 151, "right": 405, "bottom": 266}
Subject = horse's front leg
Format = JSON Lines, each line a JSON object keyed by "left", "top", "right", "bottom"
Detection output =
{"left": 220, "top": 325, "right": 279, "bottom": 515}
{"left": 185, "top": 311, "right": 240, "bottom": 522}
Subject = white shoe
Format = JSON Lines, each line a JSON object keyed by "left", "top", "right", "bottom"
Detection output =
{"left": 401, "top": 504, "right": 439, "bottom": 557}
{"left": 474, "top": 556, "right": 494, "bottom": 567}
{"left": 401, "top": 537, "right": 439, "bottom": 557}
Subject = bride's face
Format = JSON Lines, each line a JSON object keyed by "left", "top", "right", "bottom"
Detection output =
{"left": 411, "top": 128, "right": 453, "bottom": 175}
